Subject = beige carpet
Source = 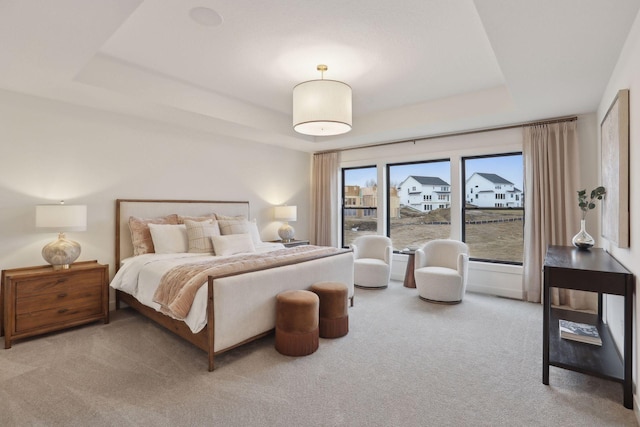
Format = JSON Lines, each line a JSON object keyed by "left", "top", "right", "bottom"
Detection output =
{"left": 0, "top": 280, "right": 636, "bottom": 426}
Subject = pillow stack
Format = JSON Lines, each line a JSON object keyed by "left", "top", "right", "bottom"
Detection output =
{"left": 128, "top": 212, "right": 263, "bottom": 256}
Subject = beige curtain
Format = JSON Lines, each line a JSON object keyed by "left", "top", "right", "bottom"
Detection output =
{"left": 522, "top": 121, "right": 596, "bottom": 310}
{"left": 311, "top": 152, "right": 339, "bottom": 247}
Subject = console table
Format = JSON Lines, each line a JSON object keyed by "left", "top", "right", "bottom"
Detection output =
{"left": 543, "top": 245, "right": 634, "bottom": 409}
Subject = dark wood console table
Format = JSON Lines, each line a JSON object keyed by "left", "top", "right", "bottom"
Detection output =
{"left": 543, "top": 245, "right": 634, "bottom": 409}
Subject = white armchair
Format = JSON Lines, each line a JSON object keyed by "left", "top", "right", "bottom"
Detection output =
{"left": 414, "top": 239, "right": 469, "bottom": 303}
{"left": 350, "top": 235, "right": 393, "bottom": 289}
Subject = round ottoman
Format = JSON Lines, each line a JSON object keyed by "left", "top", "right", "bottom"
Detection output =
{"left": 310, "top": 282, "right": 349, "bottom": 338}
{"left": 275, "top": 290, "right": 319, "bottom": 356}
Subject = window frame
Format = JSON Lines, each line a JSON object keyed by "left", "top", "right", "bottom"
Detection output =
{"left": 461, "top": 152, "right": 524, "bottom": 265}
{"left": 341, "top": 165, "right": 378, "bottom": 248}
{"left": 385, "top": 158, "right": 451, "bottom": 253}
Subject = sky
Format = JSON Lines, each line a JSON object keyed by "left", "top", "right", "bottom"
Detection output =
{"left": 344, "top": 154, "right": 524, "bottom": 190}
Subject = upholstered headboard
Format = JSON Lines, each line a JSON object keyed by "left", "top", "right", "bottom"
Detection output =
{"left": 115, "top": 199, "right": 250, "bottom": 270}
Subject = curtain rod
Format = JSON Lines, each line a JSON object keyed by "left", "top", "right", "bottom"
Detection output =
{"left": 316, "top": 115, "right": 578, "bottom": 154}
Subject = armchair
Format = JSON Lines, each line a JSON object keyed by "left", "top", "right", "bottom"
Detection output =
{"left": 350, "top": 235, "right": 393, "bottom": 289}
{"left": 414, "top": 239, "right": 469, "bottom": 303}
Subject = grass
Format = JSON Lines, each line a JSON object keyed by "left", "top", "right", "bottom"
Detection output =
{"left": 344, "top": 207, "right": 524, "bottom": 263}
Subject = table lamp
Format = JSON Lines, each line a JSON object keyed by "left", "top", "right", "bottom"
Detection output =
{"left": 274, "top": 205, "right": 297, "bottom": 242}
{"left": 36, "top": 201, "right": 87, "bottom": 270}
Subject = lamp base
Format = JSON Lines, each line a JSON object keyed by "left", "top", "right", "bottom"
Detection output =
{"left": 42, "top": 233, "right": 81, "bottom": 269}
{"left": 278, "top": 223, "right": 295, "bottom": 242}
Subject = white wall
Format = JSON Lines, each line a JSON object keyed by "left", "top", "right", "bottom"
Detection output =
{"left": 0, "top": 90, "right": 311, "bottom": 286}
{"left": 597, "top": 9, "right": 640, "bottom": 417}
{"left": 341, "top": 114, "right": 599, "bottom": 300}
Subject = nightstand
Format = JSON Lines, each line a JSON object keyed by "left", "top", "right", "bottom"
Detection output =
{"left": 1, "top": 260, "right": 109, "bottom": 349}
{"left": 271, "top": 239, "right": 310, "bottom": 248}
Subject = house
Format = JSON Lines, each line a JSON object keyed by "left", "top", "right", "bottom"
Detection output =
{"left": 466, "top": 172, "right": 523, "bottom": 208}
{"left": 343, "top": 185, "right": 400, "bottom": 219}
{"left": 398, "top": 176, "right": 451, "bottom": 212}
{"left": 1, "top": 2, "right": 639, "bottom": 421}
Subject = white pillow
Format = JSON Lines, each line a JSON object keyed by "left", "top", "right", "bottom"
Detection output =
{"left": 148, "top": 224, "right": 188, "bottom": 254}
{"left": 211, "top": 234, "right": 256, "bottom": 256}
{"left": 217, "top": 219, "right": 262, "bottom": 245}
{"left": 184, "top": 219, "right": 220, "bottom": 253}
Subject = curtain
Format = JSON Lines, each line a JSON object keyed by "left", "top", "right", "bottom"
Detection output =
{"left": 311, "top": 152, "right": 339, "bottom": 247}
{"left": 522, "top": 121, "right": 596, "bottom": 310}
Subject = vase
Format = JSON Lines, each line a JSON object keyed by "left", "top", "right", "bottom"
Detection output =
{"left": 572, "top": 219, "right": 594, "bottom": 250}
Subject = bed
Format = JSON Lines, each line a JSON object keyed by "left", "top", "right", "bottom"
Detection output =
{"left": 111, "top": 199, "right": 354, "bottom": 371}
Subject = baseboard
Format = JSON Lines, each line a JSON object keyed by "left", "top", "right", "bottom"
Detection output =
{"left": 466, "top": 283, "right": 523, "bottom": 300}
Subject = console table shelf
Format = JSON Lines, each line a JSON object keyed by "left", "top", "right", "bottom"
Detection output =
{"left": 543, "top": 245, "right": 633, "bottom": 409}
{"left": 549, "top": 308, "right": 622, "bottom": 381}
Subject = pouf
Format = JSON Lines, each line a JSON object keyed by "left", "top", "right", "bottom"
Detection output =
{"left": 310, "top": 282, "right": 349, "bottom": 338}
{"left": 275, "top": 290, "right": 319, "bottom": 356}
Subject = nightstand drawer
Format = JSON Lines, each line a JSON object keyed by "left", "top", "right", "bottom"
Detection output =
{"left": 15, "top": 300, "right": 102, "bottom": 333}
{"left": 15, "top": 270, "right": 102, "bottom": 299}
{"left": 16, "top": 283, "right": 102, "bottom": 314}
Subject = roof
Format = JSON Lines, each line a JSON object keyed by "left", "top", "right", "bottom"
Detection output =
{"left": 475, "top": 173, "right": 514, "bottom": 185}
{"left": 406, "top": 176, "right": 450, "bottom": 186}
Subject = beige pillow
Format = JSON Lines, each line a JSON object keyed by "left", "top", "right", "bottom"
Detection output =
{"left": 185, "top": 219, "right": 220, "bottom": 253}
{"left": 215, "top": 214, "right": 247, "bottom": 221}
{"left": 211, "top": 234, "right": 256, "bottom": 256}
{"left": 178, "top": 213, "right": 217, "bottom": 224}
{"left": 129, "top": 214, "right": 179, "bottom": 256}
{"left": 148, "top": 224, "right": 188, "bottom": 254}
{"left": 217, "top": 219, "right": 262, "bottom": 244}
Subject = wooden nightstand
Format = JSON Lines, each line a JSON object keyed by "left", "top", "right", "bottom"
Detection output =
{"left": 1, "top": 260, "right": 109, "bottom": 349}
{"left": 271, "top": 239, "right": 310, "bottom": 248}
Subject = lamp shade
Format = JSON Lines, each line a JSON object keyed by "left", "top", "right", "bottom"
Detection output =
{"left": 274, "top": 205, "right": 297, "bottom": 222}
{"left": 293, "top": 79, "right": 352, "bottom": 136}
{"left": 36, "top": 204, "right": 87, "bottom": 231}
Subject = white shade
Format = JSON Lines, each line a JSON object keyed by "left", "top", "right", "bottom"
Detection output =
{"left": 36, "top": 204, "right": 87, "bottom": 231}
{"left": 274, "top": 205, "right": 297, "bottom": 222}
{"left": 293, "top": 79, "right": 352, "bottom": 136}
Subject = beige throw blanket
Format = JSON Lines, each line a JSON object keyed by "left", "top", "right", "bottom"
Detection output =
{"left": 153, "top": 245, "right": 346, "bottom": 320}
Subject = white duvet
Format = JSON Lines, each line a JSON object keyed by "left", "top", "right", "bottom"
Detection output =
{"left": 110, "top": 243, "right": 284, "bottom": 333}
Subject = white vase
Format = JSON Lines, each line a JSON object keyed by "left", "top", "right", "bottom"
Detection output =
{"left": 572, "top": 219, "right": 594, "bottom": 250}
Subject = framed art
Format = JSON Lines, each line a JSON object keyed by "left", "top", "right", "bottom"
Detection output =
{"left": 600, "top": 89, "right": 630, "bottom": 248}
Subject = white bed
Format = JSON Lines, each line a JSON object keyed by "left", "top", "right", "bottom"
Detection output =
{"left": 112, "top": 199, "right": 354, "bottom": 370}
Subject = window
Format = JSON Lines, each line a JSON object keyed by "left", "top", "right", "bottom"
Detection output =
{"left": 342, "top": 166, "right": 378, "bottom": 247}
{"left": 387, "top": 160, "right": 451, "bottom": 251}
{"left": 462, "top": 153, "right": 523, "bottom": 264}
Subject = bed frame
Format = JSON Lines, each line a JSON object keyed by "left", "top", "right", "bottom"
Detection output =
{"left": 114, "top": 199, "right": 353, "bottom": 371}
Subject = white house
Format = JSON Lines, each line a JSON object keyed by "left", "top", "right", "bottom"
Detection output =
{"left": 466, "top": 173, "right": 523, "bottom": 208}
{"left": 398, "top": 176, "right": 451, "bottom": 212}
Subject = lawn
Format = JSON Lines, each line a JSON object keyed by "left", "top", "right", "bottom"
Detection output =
{"left": 344, "top": 207, "right": 524, "bottom": 263}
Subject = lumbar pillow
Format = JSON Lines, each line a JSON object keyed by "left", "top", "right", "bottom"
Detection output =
{"left": 185, "top": 219, "right": 220, "bottom": 253}
{"left": 148, "top": 223, "right": 188, "bottom": 254}
{"left": 128, "top": 214, "right": 179, "bottom": 256}
{"left": 211, "top": 234, "right": 256, "bottom": 256}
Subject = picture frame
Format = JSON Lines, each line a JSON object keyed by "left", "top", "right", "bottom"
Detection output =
{"left": 600, "top": 89, "right": 630, "bottom": 248}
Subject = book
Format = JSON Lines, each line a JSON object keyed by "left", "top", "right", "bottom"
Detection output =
{"left": 559, "top": 319, "right": 602, "bottom": 346}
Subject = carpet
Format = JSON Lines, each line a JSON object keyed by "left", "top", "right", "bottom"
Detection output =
{"left": 0, "top": 280, "right": 635, "bottom": 426}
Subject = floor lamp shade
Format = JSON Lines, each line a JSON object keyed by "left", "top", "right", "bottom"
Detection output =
{"left": 274, "top": 205, "right": 297, "bottom": 242}
{"left": 36, "top": 204, "right": 87, "bottom": 269}
{"left": 293, "top": 79, "right": 352, "bottom": 136}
